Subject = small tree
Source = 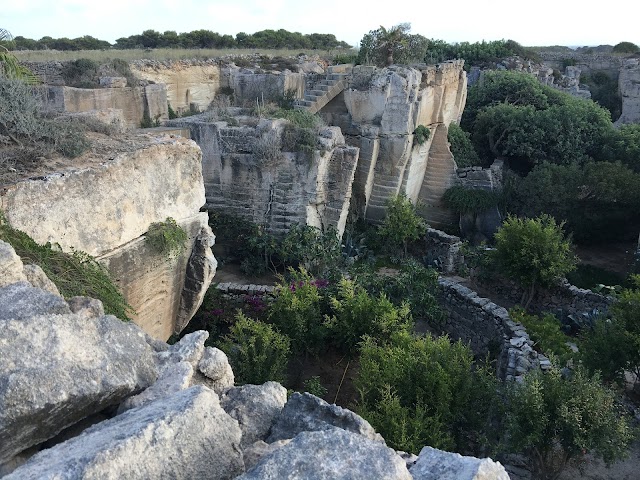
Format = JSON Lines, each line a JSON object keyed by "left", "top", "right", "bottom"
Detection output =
{"left": 503, "top": 366, "right": 632, "bottom": 480}
{"left": 357, "top": 23, "right": 428, "bottom": 67}
{"left": 378, "top": 194, "right": 427, "bottom": 257}
{"left": 493, "top": 214, "right": 577, "bottom": 308}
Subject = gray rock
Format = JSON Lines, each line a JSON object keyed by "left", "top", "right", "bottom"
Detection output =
{"left": 5, "top": 386, "right": 244, "bottom": 480}
{"left": 67, "top": 296, "right": 105, "bottom": 318}
{"left": 0, "top": 240, "right": 26, "bottom": 287}
{"left": 118, "top": 361, "right": 194, "bottom": 413}
{"left": 267, "top": 392, "right": 383, "bottom": 443}
{"left": 0, "top": 282, "right": 70, "bottom": 321}
{"left": 221, "top": 382, "right": 288, "bottom": 446}
{"left": 240, "top": 428, "right": 411, "bottom": 480}
{"left": 0, "top": 311, "right": 157, "bottom": 463}
{"left": 199, "top": 346, "right": 235, "bottom": 393}
{"left": 410, "top": 446, "right": 510, "bottom": 480}
{"left": 242, "top": 439, "right": 290, "bottom": 471}
{"left": 22, "top": 264, "right": 60, "bottom": 296}
{"left": 156, "top": 330, "right": 208, "bottom": 368}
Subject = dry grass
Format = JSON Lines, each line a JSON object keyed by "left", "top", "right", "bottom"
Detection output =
{"left": 14, "top": 48, "right": 344, "bottom": 63}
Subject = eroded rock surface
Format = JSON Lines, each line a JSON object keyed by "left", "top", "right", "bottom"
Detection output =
{"left": 5, "top": 386, "right": 244, "bottom": 480}
{"left": 410, "top": 446, "right": 510, "bottom": 480}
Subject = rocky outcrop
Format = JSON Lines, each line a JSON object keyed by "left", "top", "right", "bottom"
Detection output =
{"left": 0, "top": 134, "right": 216, "bottom": 339}
{"left": 616, "top": 58, "right": 640, "bottom": 125}
{"left": 0, "top": 259, "right": 157, "bottom": 463}
{"left": 319, "top": 62, "right": 467, "bottom": 230}
{"left": 5, "top": 387, "right": 244, "bottom": 480}
{"left": 41, "top": 84, "right": 168, "bottom": 128}
{"left": 410, "top": 446, "right": 510, "bottom": 479}
{"left": 267, "top": 392, "right": 383, "bottom": 443}
{"left": 240, "top": 428, "right": 412, "bottom": 480}
{"left": 169, "top": 115, "right": 359, "bottom": 238}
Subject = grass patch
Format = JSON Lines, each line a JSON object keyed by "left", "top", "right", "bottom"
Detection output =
{"left": 0, "top": 212, "right": 133, "bottom": 320}
{"left": 146, "top": 217, "right": 188, "bottom": 258}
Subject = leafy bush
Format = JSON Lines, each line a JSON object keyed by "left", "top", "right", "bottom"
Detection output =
{"left": 279, "top": 224, "right": 342, "bottom": 276}
{"left": 356, "top": 331, "right": 498, "bottom": 453}
{"left": 0, "top": 212, "right": 132, "bottom": 320}
{"left": 218, "top": 312, "right": 290, "bottom": 384}
{"left": 424, "top": 39, "right": 540, "bottom": 67}
{"left": 326, "top": 277, "right": 412, "bottom": 354}
{"left": 146, "top": 217, "right": 188, "bottom": 258}
{"left": 281, "top": 123, "right": 316, "bottom": 154}
{"left": 413, "top": 125, "right": 430, "bottom": 145}
{"left": 612, "top": 41, "right": 640, "bottom": 54}
{"left": 442, "top": 186, "right": 500, "bottom": 215}
{"left": 61, "top": 58, "right": 99, "bottom": 88}
{"left": 503, "top": 366, "right": 632, "bottom": 480}
{"left": 447, "top": 123, "right": 481, "bottom": 167}
{"left": 167, "top": 103, "right": 178, "bottom": 119}
{"left": 302, "top": 376, "right": 327, "bottom": 397}
{"left": 357, "top": 23, "right": 428, "bottom": 66}
{"left": 493, "top": 214, "right": 577, "bottom": 307}
{"left": 378, "top": 194, "right": 427, "bottom": 257}
{"left": 509, "top": 307, "right": 572, "bottom": 362}
{"left": 268, "top": 267, "right": 327, "bottom": 356}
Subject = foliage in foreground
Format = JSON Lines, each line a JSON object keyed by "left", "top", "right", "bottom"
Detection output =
{"left": 493, "top": 214, "right": 577, "bottom": 307}
{"left": 218, "top": 312, "right": 290, "bottom": 385}
{"left": 503, "top": 366, "right": 632, "bottom": 480}
{"left": 355, "top": 331, "right": 498, "bottom": 454}
{"left": 0, "top": 212, "right": 132, "bottom": 320}
{"left": 509, "top": 307, "right": 572, "bottom": 363}
{"left": 447, "top": 123, "right": 481, "bottom": 167}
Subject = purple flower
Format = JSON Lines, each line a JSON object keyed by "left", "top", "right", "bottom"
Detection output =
{"left": 210, "top": 309, "right": 224, "bottom": 316}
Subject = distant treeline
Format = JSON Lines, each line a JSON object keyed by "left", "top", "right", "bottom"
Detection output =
{"left": 10, "top": 29, "right": 352, "bottom": 51}
{"left": 424, "top": 39, "right": 541, "bottom": 65}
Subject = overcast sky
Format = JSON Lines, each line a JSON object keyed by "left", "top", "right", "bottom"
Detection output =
{"left": 4, "top": 0, "right": 639, "bottom": 48}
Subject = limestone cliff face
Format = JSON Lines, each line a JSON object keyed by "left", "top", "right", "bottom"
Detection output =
{"left": 169, "top": 115, "right": 359, "bottom": 238}
{"left": 322, "top": 62, "right": 467, "bottom": 229}
{"left": 615, "top": 58, "right": 640, "bottom": 126}
{"left": 130, "top": 60, "right": 222, "bottom": 115}
{"left": 42, "top": 84, "right": 168, "bottom": 128}
{"left": 0, "top": 134, "right": 215, "bottom": 340}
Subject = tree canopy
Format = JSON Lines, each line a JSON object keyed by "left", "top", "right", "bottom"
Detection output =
{"left": 357, "top": 23, "right": 428, "bottom": 66}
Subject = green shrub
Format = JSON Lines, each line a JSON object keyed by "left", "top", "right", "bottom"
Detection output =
{"left": 0, "top": 212, "right": 132, "bottom": 320}
{"left": 146, "top": 217, "right": 188, "bottom": 258}
{"left": 447, "top": 123, "right": 481, "bottom": 167}
{"left": 356, "top": 331, "right": 498, "bottom": 453}
{"left": 413, "top": 125, "right": 431, "bottom": 145}
{"left": 268, "top": 267, "right": 327, "bottom": 356}
{"left": 281, "top": 123, "right": 316, "bottom": 154}
{"left": 509, "top": 307, "right": 572, "bottom": 362}
{"left": 503, "top": 366, "right": 632, "bottom": 480}
{"left": 378, "top": 194, "right": 427, "bottom": 257}
{"left": 167, "top": 103, "right": 178, "bottom": 119}
{"left": 493, "top": 214, "right": 577, "bottom": 308}
{"left": 442, "top": 186, "right": 500, "bottom": 215}
{"left": 218, "top": 312, "right": 290, "bottom": 384}
{"left": 326, "top": 277, "right": 412, "bottom": 354}
{"left": 612, "top": 41, "right": 640, "bottom": 54}
{"left": 277, "top": 88, "right": 297, "bottom": 110}
{"left": 302, "top": 376, "right": 327, "bottom": 397}
{"left": 61, "top": 58, "right": 99, "bottom": 88}
{"left": 279, "top": 224, "right": 342, "bottom": 276}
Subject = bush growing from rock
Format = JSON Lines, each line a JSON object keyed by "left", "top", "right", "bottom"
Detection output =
{"left": 378, "top": 194, "right": 427, "bottom": 257}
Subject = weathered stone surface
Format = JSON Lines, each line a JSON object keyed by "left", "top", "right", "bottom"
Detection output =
{"left": 41, "top": 84, "right": 167, "bottom": 128}
{"left": 0, "top": 311, "right": 157, "bottom": 463}
{"left": 267, "top": 392, "right": 383, "bottom": 443}
{"left": 0, "top": 282, "right": 70, "bottom": 320}
{"left": 118, "top": 361, "right": 194, "bottom": 413}
{"left": 67, "top": 296, "right": 105, "bottom": 318}
{"left": 5, "top": 386, "right": 244, "bottom": 480}
{"left": 198, "top": 346, "right": 235, "bottom": 394}
{"left": 58, "top": 108, "right": 127, "bottom": 133}
{"left": 1, "top": 134, "right": 216, "bottom": 340}
{"left": 410, "top": 446, "right": 510, "bottom": 480}
{"left": 242, "top": 440, "right": 290, "bottom": 471}
{"left": 21, "top": 264, "right": 61, "bottom": 296}
{"left": 240, "top": 428, "right": 411, "bottom": 480}
{"left": 222, "top": 382, "right": 287, "bottom": 446}
{"left": 616, "top": 58, "right": 640, "bottom": 125}
{"left": 157, "top": 330, "right": 208, "bottom": 369}
{"left": 176, "top": 225, "right": 218, "bottom": 333}
{"left": 0, "top": 240, "right": 26, "bottom": 287}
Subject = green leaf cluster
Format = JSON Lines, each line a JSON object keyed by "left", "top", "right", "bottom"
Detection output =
{"left": 378, "top": 194, "right": 427, "bottom": 257}
{"left": 146, "top": 217, "right": 188, "bottom": 258}
{"left": 218, "top": 312, "right": 290, "bottom": 384}
{"left": 442, "top": 186, "right": 500, "bottom": 215}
